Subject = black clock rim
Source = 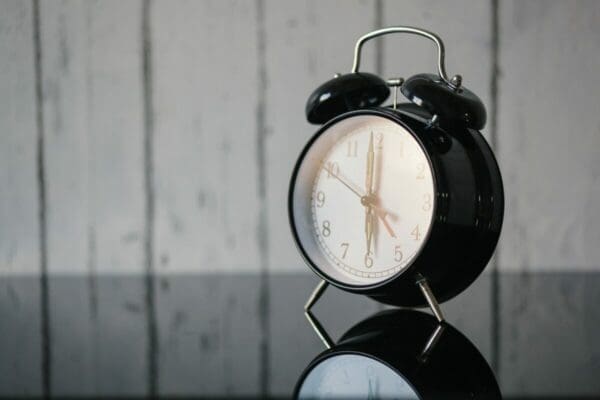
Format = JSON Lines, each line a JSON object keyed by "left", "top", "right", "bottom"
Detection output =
{"left": 288, "top": 108, "right": 439, "bottom": 293}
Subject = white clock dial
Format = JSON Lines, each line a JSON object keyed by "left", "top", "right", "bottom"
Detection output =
{"left": 311, "top": 115, "right": 435, "bottom": 284}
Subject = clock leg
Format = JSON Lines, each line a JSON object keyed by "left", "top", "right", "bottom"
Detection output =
{"left": 419, "top": 323, "right": 445, "bottom": 363}
{"left": 416, "top": 277, "right": 445, "bottom": 323}
{"left": 304, "top": 279, "right": 329, "bottom": 312}
{"left": 304, "top": 280, "right": 333, "bottom": 349}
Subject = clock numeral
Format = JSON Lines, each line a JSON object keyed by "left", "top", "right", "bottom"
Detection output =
{"left": 416, "top": 163, "right": 425, "bottom": 179}
{"left": 364, "top": 253, "right": 373, "bottom": 268}
{"left": 394, "top": 245, "right": 403, "bottom": 262}
{"left": 411, "top": 225, "right": 421, "bottom": 241}
{"left": 423, "top": 193, "right": 432, "bottom": 211}
{"left": 326, "top": 161, "right": 339, "bottom": 178}
{"left": 340, "top": 242, "right": 349, "bottom": 259}
{"left": 322, "top": 220, "right": 331, "bottom": 237}
{"left": 375, "top": 132, "right": 383, "bottom": 150}
{"left": 316, "top": 191, "right": 325, "bottom": 208}
{"left": 346, "top": 140, "right": 358, "bottom": 157}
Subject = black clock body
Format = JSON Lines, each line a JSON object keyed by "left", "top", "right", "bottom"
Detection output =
{"left": 288, "top": 104, "right": 503, "bottom": 307}
{"left": 294, "top": 310, "right": 502, "bottom": 399}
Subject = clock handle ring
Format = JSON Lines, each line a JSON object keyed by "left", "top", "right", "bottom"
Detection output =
{"left": 351, "top": 26, "right": 460, "bottom": 88}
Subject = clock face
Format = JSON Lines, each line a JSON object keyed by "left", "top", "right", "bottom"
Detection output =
{"left": 291, "top": 113, "right": 435, "bottom": 286}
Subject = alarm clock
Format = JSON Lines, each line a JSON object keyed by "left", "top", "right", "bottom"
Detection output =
{"left": 289, "top": 27, "right": 503, "bottom": 317}
{"left": 295, "top": 310, "right": 501, "bottom": 399}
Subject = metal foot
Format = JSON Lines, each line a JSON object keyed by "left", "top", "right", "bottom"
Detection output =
{"left": 416, "top": 277, "right": 445, "bottom": 323}
{"left": 419, "top": 323, "right": 445, "bottom": 363}
{"left": 304, "top": 280, "right": 333, "bottom": 349}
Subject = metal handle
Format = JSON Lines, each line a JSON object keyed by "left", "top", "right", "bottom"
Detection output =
{"left": 351, "top": 26, "right": 459, "bottom": 87}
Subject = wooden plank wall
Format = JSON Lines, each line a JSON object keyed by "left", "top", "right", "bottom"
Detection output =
{"left": 496, "top": 0, "right": 600, "bottom": 397}
{"left": 0, "top": 0, "right": 43, "bottom": 395}
{"left": 39, "top": 1, "right": 147, "bottom": 396}
{"left": 150, "top": 1, "right": 262, "bottom": 396}
{"left": 0, "top": 0, "right": 599, "bottom": 397}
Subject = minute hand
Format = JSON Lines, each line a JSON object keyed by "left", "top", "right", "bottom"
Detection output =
{"left": 366, "top": 132, "right": 375, "bottom": 195}
{"left": 322, "top": 165, "right": 364, "bottom": 198}
{"left": 365, "top": 132, "right": 375, "bottom": 255}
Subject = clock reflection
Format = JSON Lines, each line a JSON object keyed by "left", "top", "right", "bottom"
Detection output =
{"left": 295, "top": 310, "right": 501, "bottom": 399}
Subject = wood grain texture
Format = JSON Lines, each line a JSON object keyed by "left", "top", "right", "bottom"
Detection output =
{"left": 39, "top": 0, "right": 147, "bottom": 395}
{"left": 496, "top": 2, "right": 600, "bottom": 395}
{"left": 497, "top": 0, "right": 600, "bottom": 271}
{"left": 0, "top": 0, "right": 41, "bottom": 276}
{"left": 150, "top": 0, "right": 262, "bottom": 395}
{"left": 151, "top": 0, "right": 261, "bottom": 275}
{"left": 0, "top": 1, "right": 43, "bottom": 395}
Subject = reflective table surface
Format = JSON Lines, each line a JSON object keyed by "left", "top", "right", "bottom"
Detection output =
{"left": 1, "top": 272, "right": 599, "bottom": 399}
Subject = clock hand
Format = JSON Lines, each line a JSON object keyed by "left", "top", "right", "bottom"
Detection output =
{"left": 365, "top": 209, "right": 371, "bottom": 255}
{"left": 366, "top": 131, "right": 375, "bottom": 195}
{"left": 378, "top": 211, "right": 396, "bottom": 238}
{"left": 365, "top": 132, "right": 375, "bottom": 255}
{"left": 369, "top": 133, "right": 397, "bottom": 239}
{"left": 322, "top": 164, "right": 397, "bottom": 237}
{"left": 323, "top": 164, "right": 364, "bottom": 197}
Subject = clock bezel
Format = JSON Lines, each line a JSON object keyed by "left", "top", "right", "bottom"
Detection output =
{"left": 288, "top": 108, "right": 439, "bottom": 292}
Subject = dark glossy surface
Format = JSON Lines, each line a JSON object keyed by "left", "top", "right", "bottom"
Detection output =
{"left": 289, "top": 107, "right": 504, "bottom": 306}
{"left": 0, "top": 273, "right": 599, "bottom": 398}
{"left": 2, "top": 273, "right": 599, "bottom": 398}
{"left": 305, "top": 73, "right": 390, "bottom": 124}
{"left": 401, "top": 73, "right": 487, "bottom": 130}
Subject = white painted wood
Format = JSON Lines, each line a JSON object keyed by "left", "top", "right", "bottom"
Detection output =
{"left": 381, "top": 0, "right": 493, "bottom": 139}
{"left": 264, "top": 0, "right": 377, "bottom": 274}
{"left": 0, "top": 1, "right": 43, "bottom": 395}
{"left": 497, "top": 0, "right": 600, "bottom": 271}
{"left": 151, "top": 1, "right": 262, "bottom": 395}
{"left": 39, "top": 1, "right": 147, "bottom": 395}
{"left": 152, "top": 0, "right": 261, "bottom": 275}
{"left": 0, "top": 0, "right": 40, "bottom": 277}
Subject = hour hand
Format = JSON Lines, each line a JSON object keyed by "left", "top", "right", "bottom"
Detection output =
{"left": 376, "top": 209, "right": 396, "bottom": 238}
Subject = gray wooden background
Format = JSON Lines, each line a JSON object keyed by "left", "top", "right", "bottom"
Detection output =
{"left": 1, "top": 0, "right": 599, "bottom": 397}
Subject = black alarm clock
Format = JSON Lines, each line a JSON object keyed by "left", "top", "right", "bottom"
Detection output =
{"left": 295, "top": 310, "right": 501, "bottom": 399}
{"left": 289, "top": 27, "right": 503, "bottom": 318}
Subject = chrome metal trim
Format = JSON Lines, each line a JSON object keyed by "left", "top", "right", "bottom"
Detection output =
{"left": 351, "top": 26, "right": 459, "bottom": 88}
